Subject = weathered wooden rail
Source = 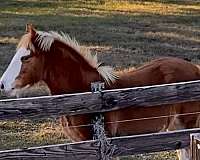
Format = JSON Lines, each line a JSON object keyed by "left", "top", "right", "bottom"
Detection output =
{"left": 0, "top": 80, "right": 200, "bottom": 159}
{"left": 1, "top": 128, "right": 200, "bottom": 160}
{"left": 0, "top": 79, "right": 200, "bottom": 120}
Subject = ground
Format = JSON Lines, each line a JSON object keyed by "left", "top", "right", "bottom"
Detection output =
{"left": 0, "top": 0, "right": 199, "bottom": 159}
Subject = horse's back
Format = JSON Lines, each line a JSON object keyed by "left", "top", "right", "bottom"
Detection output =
{"left": 115, "top": 57, "right": 200, "bottom": 88}
{"left": 155, "top": 57, "right": 200, "bottom": 83}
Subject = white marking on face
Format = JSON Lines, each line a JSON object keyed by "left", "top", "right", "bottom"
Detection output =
{"left": 0, "top": 48, "right": 30, "bottom": 91}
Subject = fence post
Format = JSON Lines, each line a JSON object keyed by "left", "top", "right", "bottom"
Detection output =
{"left": 191, "top": 133, "right": 200, "bottom": 160}
{"left": 91, "top": 82, "right": 116, "bottom": 160}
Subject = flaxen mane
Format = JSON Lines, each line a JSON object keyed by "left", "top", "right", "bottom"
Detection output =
{"left": 17, "top": 31, "right": 118, "bottom": 85}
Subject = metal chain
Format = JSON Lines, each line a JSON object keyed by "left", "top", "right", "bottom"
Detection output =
{"left": 93, "top": 114, "right": 116, "bottom": 160}
{"left": 91, "top": 82, "right": 116, "bottom": 160}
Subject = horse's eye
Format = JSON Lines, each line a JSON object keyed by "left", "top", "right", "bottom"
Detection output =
{"left": 21, "top": 55, "right": 31, "bottom": 61}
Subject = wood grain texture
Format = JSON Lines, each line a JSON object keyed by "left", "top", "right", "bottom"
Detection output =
{"left": 0, "top": 80, "right": 200, "bottom": 120}
{"left": 0, "top": 92, "right": 102, "bottom": 120}
{"left": 191, "top": 133, "right": 200, "bottom": 160}
{"left": 1, "top": 128, "right": 200, "bottom": 159}
{"left": 102, "top": 80, "right": 200, "bottom": 111}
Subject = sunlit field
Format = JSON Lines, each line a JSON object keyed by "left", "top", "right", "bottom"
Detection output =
{"left": 0, "top": 0, "right": 199, "bottom": 159}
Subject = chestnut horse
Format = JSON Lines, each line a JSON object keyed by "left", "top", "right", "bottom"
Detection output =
{"left": 0, "top": 24, "right": 200, "bottom": 160}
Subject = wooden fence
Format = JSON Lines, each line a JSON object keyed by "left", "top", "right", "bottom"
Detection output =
{"left": 1, "top": 79, "right": 200, "bottom": 159}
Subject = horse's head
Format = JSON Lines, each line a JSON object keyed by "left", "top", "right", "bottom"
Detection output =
{"left": 0, "top": 24, "right": 117, "bottom": 95}
{"left": 0, "top": 24, "right": 46, "bottom": 94}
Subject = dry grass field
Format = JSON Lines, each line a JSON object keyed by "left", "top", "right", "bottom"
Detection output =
{"left": 0, "top": 0, "right": 199, "bottom": 159}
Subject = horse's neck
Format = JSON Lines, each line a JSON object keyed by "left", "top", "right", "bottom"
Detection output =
{"left": 110, "top": 67, "right": 138, "bottom": 89}
{"left": 43, "top": 55, "right": 101, "bottom": 95}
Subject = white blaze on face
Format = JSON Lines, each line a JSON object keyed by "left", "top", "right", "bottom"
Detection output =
{"left": 0, "top": 48, "right": 30, "bottom": 91}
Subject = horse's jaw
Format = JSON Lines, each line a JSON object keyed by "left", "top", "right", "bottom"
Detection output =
{"left": 9, "top": 85, "right": 30, "bottom": 98}
{"left": 8, "top": 81, "right": 51, "bottom": 98}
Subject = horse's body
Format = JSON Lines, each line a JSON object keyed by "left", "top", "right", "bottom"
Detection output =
{"left": 61, "top": 57, "right": 200, "bottom": 142}
{"left": 0, "top": 24, "right": 200, "bottom": 160}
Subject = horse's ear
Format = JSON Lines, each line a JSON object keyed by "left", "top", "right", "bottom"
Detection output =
{"left": 26, "top": 24, "right": 36, "bottom": 37}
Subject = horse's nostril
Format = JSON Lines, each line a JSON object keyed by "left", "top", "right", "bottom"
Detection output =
{"left": 0, "top": 83, "right": 4, "bottom": 90}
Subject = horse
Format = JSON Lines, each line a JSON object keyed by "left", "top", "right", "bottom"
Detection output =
{"left": 0, "top": 24, "right": 200, "bottom": 160}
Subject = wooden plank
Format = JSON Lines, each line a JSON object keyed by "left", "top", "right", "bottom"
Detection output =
{"left": 0, "top": 92, "right": 102, "bottom": 120}
{"left": 191, "top": 134, "right": 197, "bottom": 160}
{"left": 191, "top": 133, "right": 200, "bottom": 160}
{"left": 1, "top": 128, "right": 200, "bottom": 160}
{"left": 102, "top": 79, "right": 200, "bottom": 110}
{"left": 0, "top": 80, "right": 200, "bottom": 120}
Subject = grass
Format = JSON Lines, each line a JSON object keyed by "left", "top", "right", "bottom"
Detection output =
{"left": 0, "top": 0, "right": 199, "bottom": 159}
{"left": 0, "top": 119, "right": 67, "bottom": 150}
